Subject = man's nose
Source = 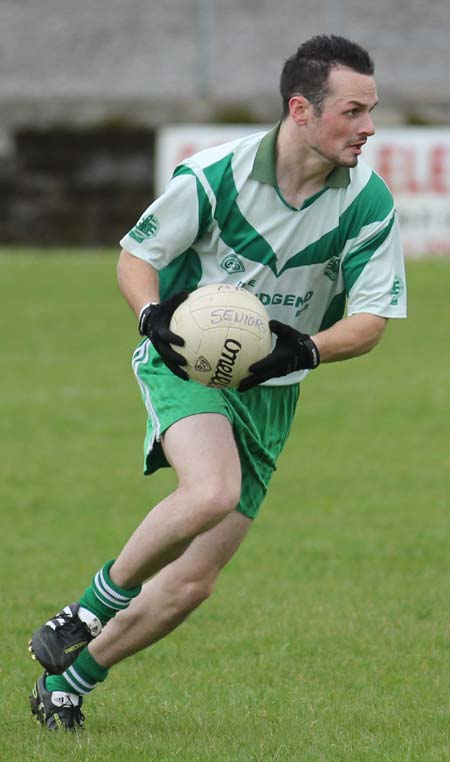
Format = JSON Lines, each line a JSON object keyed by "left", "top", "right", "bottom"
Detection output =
{"left": 361, "top": 112, "right": 375, "bottom": 137}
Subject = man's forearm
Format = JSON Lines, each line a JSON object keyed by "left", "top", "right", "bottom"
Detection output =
{"left": 311, "top": 313, "right": 388, "bottom": 363}
{"left": 117, "top": 249, "right": 160, "bottom": 317}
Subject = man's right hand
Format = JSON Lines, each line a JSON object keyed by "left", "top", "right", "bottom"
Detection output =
{"left": 139, "top": 291, "right": 189, "bottom": 380}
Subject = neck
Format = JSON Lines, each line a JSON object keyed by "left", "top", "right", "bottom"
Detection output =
{"left": 276, "top": 119, "right": 334, "bottom": 207}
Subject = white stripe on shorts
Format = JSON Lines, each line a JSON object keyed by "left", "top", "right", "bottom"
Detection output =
{"left": 132, "top": 339, "right": 162, "bottom": 444}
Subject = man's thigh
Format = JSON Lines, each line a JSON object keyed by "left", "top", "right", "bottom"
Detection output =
{"left": 162, "top": 412, "right": 241, "bottom": 490}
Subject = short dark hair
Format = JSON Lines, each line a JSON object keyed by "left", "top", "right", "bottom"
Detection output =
{"left": 280, "top": 35, "right": 374, "bottom": 118}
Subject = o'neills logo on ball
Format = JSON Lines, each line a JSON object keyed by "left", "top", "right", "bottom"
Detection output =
{"left": 208, "top": 338, "right": 242, "bottom": 388}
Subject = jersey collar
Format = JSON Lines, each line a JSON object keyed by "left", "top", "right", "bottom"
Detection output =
{"left": 250, "top": 122, "right": 350, "bottom": 189}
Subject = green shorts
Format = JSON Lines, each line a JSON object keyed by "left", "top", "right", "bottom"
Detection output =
{"left": 132, "top": 339, "right": 300, "bottom": 519}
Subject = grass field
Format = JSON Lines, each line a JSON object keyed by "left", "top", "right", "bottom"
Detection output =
{"left": 0, "top": 251, "right": 449, "bottom": 761}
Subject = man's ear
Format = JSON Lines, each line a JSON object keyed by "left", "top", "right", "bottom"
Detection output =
{"left": 288, "top": 95, "right": 312, "bottom": 126}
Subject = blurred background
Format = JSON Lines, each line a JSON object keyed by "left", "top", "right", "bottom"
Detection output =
{"left": 1, "top": 0, "right": 449, "bottom": 251}
{"left": 1, "top": 5, "right": 449, "bottom": 756}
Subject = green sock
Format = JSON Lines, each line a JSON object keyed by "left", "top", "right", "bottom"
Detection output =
{"left": 79, "top": 559, "right": 142, "bottom": 626}
{"left": 46, "top": 647, "right": 108, "bottom": 696}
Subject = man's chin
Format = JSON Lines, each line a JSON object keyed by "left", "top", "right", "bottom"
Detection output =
{"left": 336, "top": 154, "right": 359, "bottom": 168}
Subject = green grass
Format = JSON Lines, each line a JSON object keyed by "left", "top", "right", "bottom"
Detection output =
{"left": 0, "top": 251, "right": 449, "bottom": 761}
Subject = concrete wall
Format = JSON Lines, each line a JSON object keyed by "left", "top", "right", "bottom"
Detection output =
{"left": 1, "top": 0, "right": 448, "bottom": 245}
{"left": 1, "top": 0, "right": 449, "bottom": 135}
{"left": 0, "top": 126, "right": 155, "bottom": 245}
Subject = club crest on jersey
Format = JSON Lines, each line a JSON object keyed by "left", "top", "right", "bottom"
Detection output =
{"left": 220, "top": 253, "right": 245, "bottom": 274}
{"left": 390, "top": 275, "right": 404, "bottom": 305}
{"left": 324, "top": 256, "right": 341, "bottom": 281}
{"left": 129, "top": 214, "right": 160, "bottom": 243}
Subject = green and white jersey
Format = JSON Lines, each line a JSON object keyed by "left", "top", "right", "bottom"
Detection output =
{"left": 120, "top": 124, "right": 407, "bottom": 385}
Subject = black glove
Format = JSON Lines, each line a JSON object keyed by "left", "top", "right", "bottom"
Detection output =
{"left": 238, "top": 320, "right": 320, "bottom": 392}
{"left": 139, "top": 291, "right": 189, "bottom": 380}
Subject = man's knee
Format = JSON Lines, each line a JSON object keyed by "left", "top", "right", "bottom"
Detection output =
{"left": 200, "top": 479, "right": 241, "bottom": 520}
{"left": 180, "top": 478, "right": 241, "bottom": 532}
{"left": 180, "top": 576, "right": 216, "bottom": 610}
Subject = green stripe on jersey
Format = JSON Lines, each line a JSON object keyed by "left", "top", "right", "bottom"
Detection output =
{"left": 159, "top": 248, "right": 203, "bottom": 300}
{"left": 280, "top": 172, "right": 395, "bottom": 275}
{"left": 343, "top": 171, "right": 394, "bottom": 235}
{"left": 203, "top": 154, "right": 279, "bottom": 275}
{"left": 173, "top": 165, "right": 213, "bottom": 236}
{"left": 343, "top": 212, "right": 396, "bottom": 294}
{"left": 319, "top": 291, "right": 347, "bottom": 331}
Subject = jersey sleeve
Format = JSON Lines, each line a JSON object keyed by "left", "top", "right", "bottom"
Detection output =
{"left": 342, "top": 178, "right": 407, "bottom": 319}
{"left": 119, "top": 166, "right": 212, "bottom": 270}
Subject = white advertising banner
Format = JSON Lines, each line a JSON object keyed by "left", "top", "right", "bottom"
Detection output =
{"left": 156, "top": 126, "right": 450, "bottom": 257}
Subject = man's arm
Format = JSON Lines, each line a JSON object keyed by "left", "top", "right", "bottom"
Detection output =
{"left": 239, "top": 312, "right": 388, "bottom": 391}
{"left": 117, "top": 248, "right": 160, "bottom": 317}
{"left": 311, "top": 313, "right": 388, "bottom": 363}
{"left": 117, "top": 248, "right": 189, "bottom": 379}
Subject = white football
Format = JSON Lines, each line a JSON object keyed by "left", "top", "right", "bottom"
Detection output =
{"left": 169, "top": 284, "right": 272, "bottom": 389}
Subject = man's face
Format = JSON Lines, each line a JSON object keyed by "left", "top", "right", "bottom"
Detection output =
{"left": 306, "top": 66, "right": 378, "bottom": 168}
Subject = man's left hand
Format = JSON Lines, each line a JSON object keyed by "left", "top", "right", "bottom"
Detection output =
{"left": 238, "top": 320, "right": 320, "bottom": 391}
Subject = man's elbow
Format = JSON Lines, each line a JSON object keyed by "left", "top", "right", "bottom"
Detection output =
{"left": 361, "top": 315, "right": 388, "bottom": 354}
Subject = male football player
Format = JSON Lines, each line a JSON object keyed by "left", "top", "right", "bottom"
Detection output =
{"left": 29, "top": 34, "right": 406, "bottom": 730}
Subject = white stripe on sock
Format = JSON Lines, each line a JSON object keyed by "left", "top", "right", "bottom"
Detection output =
{"left": 65, "top": 666, "right": 96, "bottom": 691}
{"left": 63, "top": 671, "right": 91, "bottom": 696}
{"left": 93, "top": 571, "right": 128, "bottom": 609}
{"left": 98, "top": 568, "right": 130, "bottom": 602}
{"left": 93, "top": 572, "right": 117, "bottom": 606}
